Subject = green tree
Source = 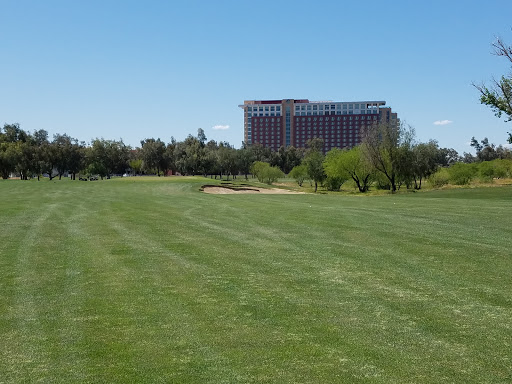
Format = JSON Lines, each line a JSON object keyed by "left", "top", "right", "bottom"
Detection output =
{"left": 15, "top": 140, "right": 34, "bottom": 180}
{"left": 274, "top": 145, "right": 304, "bottom": 174}
{"left": 52, "top": 134, "right": 75, "bottom": 179}
{"left": 129, "top": 158, "right": 143, "bottom": 175}
{"left": 249, "top": 143, "right": 271, "bottom": 163}
{"left": 411, "top": 141, "right": 441, "bottom": 189}
{"left": 31, "top": 130, "right": 50, "bottom": 180}
{"left": 39, "top": 141, "right": 58, "bottom": 180}
{"left": 236, "top": 144, "right": 255, "bottom": 180}
{"left": 304, "top": 150, "right": 325, "bottom": 192}
{"left": 473, "top": 36, "right": 512, "bottom": 143}
{"left": 250, "top": 161, "right": 283, "bottom": 184}
{"left": 0, "top": 142, "right": 17, "bottom": 179}
{"left": 0, "top": 124, "right": 28, "bottom": 179}
{"left": 306, "top": 137, "right": 324, "bottom": 153}
{"left": 174, "top": 135, "right": 205, "bottom": 176}
{"left": 362, "top": 122, "right": 412, "bottom": 192}
{"left": 288, "top": 164, "right": 308, "bottom": 187}
{"left": 323, "top": 147, "right": 374, "bottom": 193}
{"left": 217, "top": 143, "right": 237, "bottom": 180}
{"left": 89, "top": 138, "right": 129, "bottom": 178}
{"left": 438, "top": 147, "right": 461, "bottom": 166}
{"left": 141, "top": 138, "right": 166, "bottom": 175}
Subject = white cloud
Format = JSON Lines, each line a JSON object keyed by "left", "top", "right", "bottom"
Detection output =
{"left": 212, "top": 124, "right": 230, "bottom": 130}
{"left": 433, "top": 120, "right": 453, "bottom": 126}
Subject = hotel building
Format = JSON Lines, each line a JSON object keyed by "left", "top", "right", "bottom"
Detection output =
{"left": 239, "top": 99, "right": 398, "bottom": 153}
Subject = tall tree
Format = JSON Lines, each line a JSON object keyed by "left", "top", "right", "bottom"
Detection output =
{"left": 411, "top": 140, "right": 441, "bottom": 189}
{"left": 89, "top": 138, "right": 129, "bottom": 178}
{"left": 32, "top": 130, "right": 49, "bottom": 180}
{"left": 0, "top": 142, "right": 17, "bottom": 179}
{"left": 275, "top": 145, "right": 304, "bottom": 174}
{"left": 470, "top": 136, "right": 505, "bottom": 162}
{"left": 361, "top": 122, "right": 412, "bottom": 192}
{"left": 249, "top": 142, "right": 271, "bottom": 163}
{"left": 40, "top": 140, "right": 59, "bottom": 180}
{"left": 304, "top": 150, "right": 325, "bottom": 192}
{"left": 141, "top": 138, "right": 166, "bottom": 175}
{"left": 174, "top": 135, "right": 202, "bottom": 175}
{"left": 473, "top": 36, "right": 512, "bottom": 143}
{"left": 438, "top": 147, "right": 460, "bottom": 166}
{"left": 324, "top": 147, "right": 374, "bottom": 193}
{"left": 53, "top": 134, "right": 75, "bottom": 179}
{"left": 237, "top": 144, "right": 255, "bottom": 179}
{"left": 217, "top": 143, "right": 237, "bottom": 180}
{"left": 0, "top": 124, "right": 27, "bottom": 179}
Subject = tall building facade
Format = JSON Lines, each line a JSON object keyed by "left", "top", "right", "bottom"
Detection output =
{"left": 239, "top": 99, "right": 398, "bottom": 153}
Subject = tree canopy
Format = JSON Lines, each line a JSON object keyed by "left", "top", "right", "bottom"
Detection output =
{"left": 474, "top": 35, "right": 512, "bottom": 143}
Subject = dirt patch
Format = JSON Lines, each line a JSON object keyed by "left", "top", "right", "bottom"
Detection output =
{"left": 202, "top": 186, "right": 304, "bottom": 194}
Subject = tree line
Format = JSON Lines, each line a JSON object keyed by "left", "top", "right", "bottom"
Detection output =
{"left": 286, "top": 123, "right": 512, "bottom": 193}
{"left": 0, "top": 125, "right": 304, "bottom": 180}
{"left": 1, "top": 122, "right": 511, "bottom": 191}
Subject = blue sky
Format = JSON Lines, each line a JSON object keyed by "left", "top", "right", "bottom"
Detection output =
{"left": 1, "top": 0, "right": 512, "bottom": 154}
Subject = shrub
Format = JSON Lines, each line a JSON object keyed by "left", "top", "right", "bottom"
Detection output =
{"left": 428, "top": 168, "right": 450, "bottom": 188}
{"left": 324, "top": 176, "right": 346, "bottom": 191}
{"left": 493, "top": 159, "right": 511, "bottom": 179}
{"left": 478, "top": 161, "right": 496, "bottom": 182}
{"left": 478, "top": 159, "right": 512, "bottom": 181}
{"left": 448, "top": 163, "right": 477, "bottom": 185}
{"left": 250, "top": 161, "right": 268, "bottom": 180}
{"left": 261, "top": 166, "right": 284, "bottom": 185}
{"left": 289, "top": 164, "right": 308, "bottom": 187}
{"left": 251, "top": 161, "right": 284, "bottom": 184}
{"left": 374, "top": 172, "right": 391, "bottom": 190}
{"left": 503, "top": 159, "right": 512, "bottom": 177}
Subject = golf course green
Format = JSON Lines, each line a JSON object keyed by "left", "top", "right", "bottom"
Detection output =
{"left": 0, "top": 177, "right": 510, "bottom": 383}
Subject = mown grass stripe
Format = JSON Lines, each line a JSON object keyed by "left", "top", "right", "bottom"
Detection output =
{"left": 0, "top": 178, "right": 511, "bottom": 383}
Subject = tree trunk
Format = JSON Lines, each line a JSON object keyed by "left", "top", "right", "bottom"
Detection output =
{"left": 355, "top": 179, "right": 363, "bottom": 193}
{"left": 390, "top": 174, "right": 397, "bottom": 192}
{"left": 314, "top": 181, "right": 318, "bottom": 192}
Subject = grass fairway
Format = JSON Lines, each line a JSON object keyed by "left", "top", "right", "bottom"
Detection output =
{"left": 0, "top": 177, "right": 511, "bottom": 383}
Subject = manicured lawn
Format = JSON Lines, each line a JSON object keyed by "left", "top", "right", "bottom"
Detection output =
{"left": 0, "top": 177, "right": 511, "bottom": 383}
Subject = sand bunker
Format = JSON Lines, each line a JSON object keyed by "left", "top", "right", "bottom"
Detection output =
{"left": 203, "top": 186, "right": 304, "bottom": 194}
